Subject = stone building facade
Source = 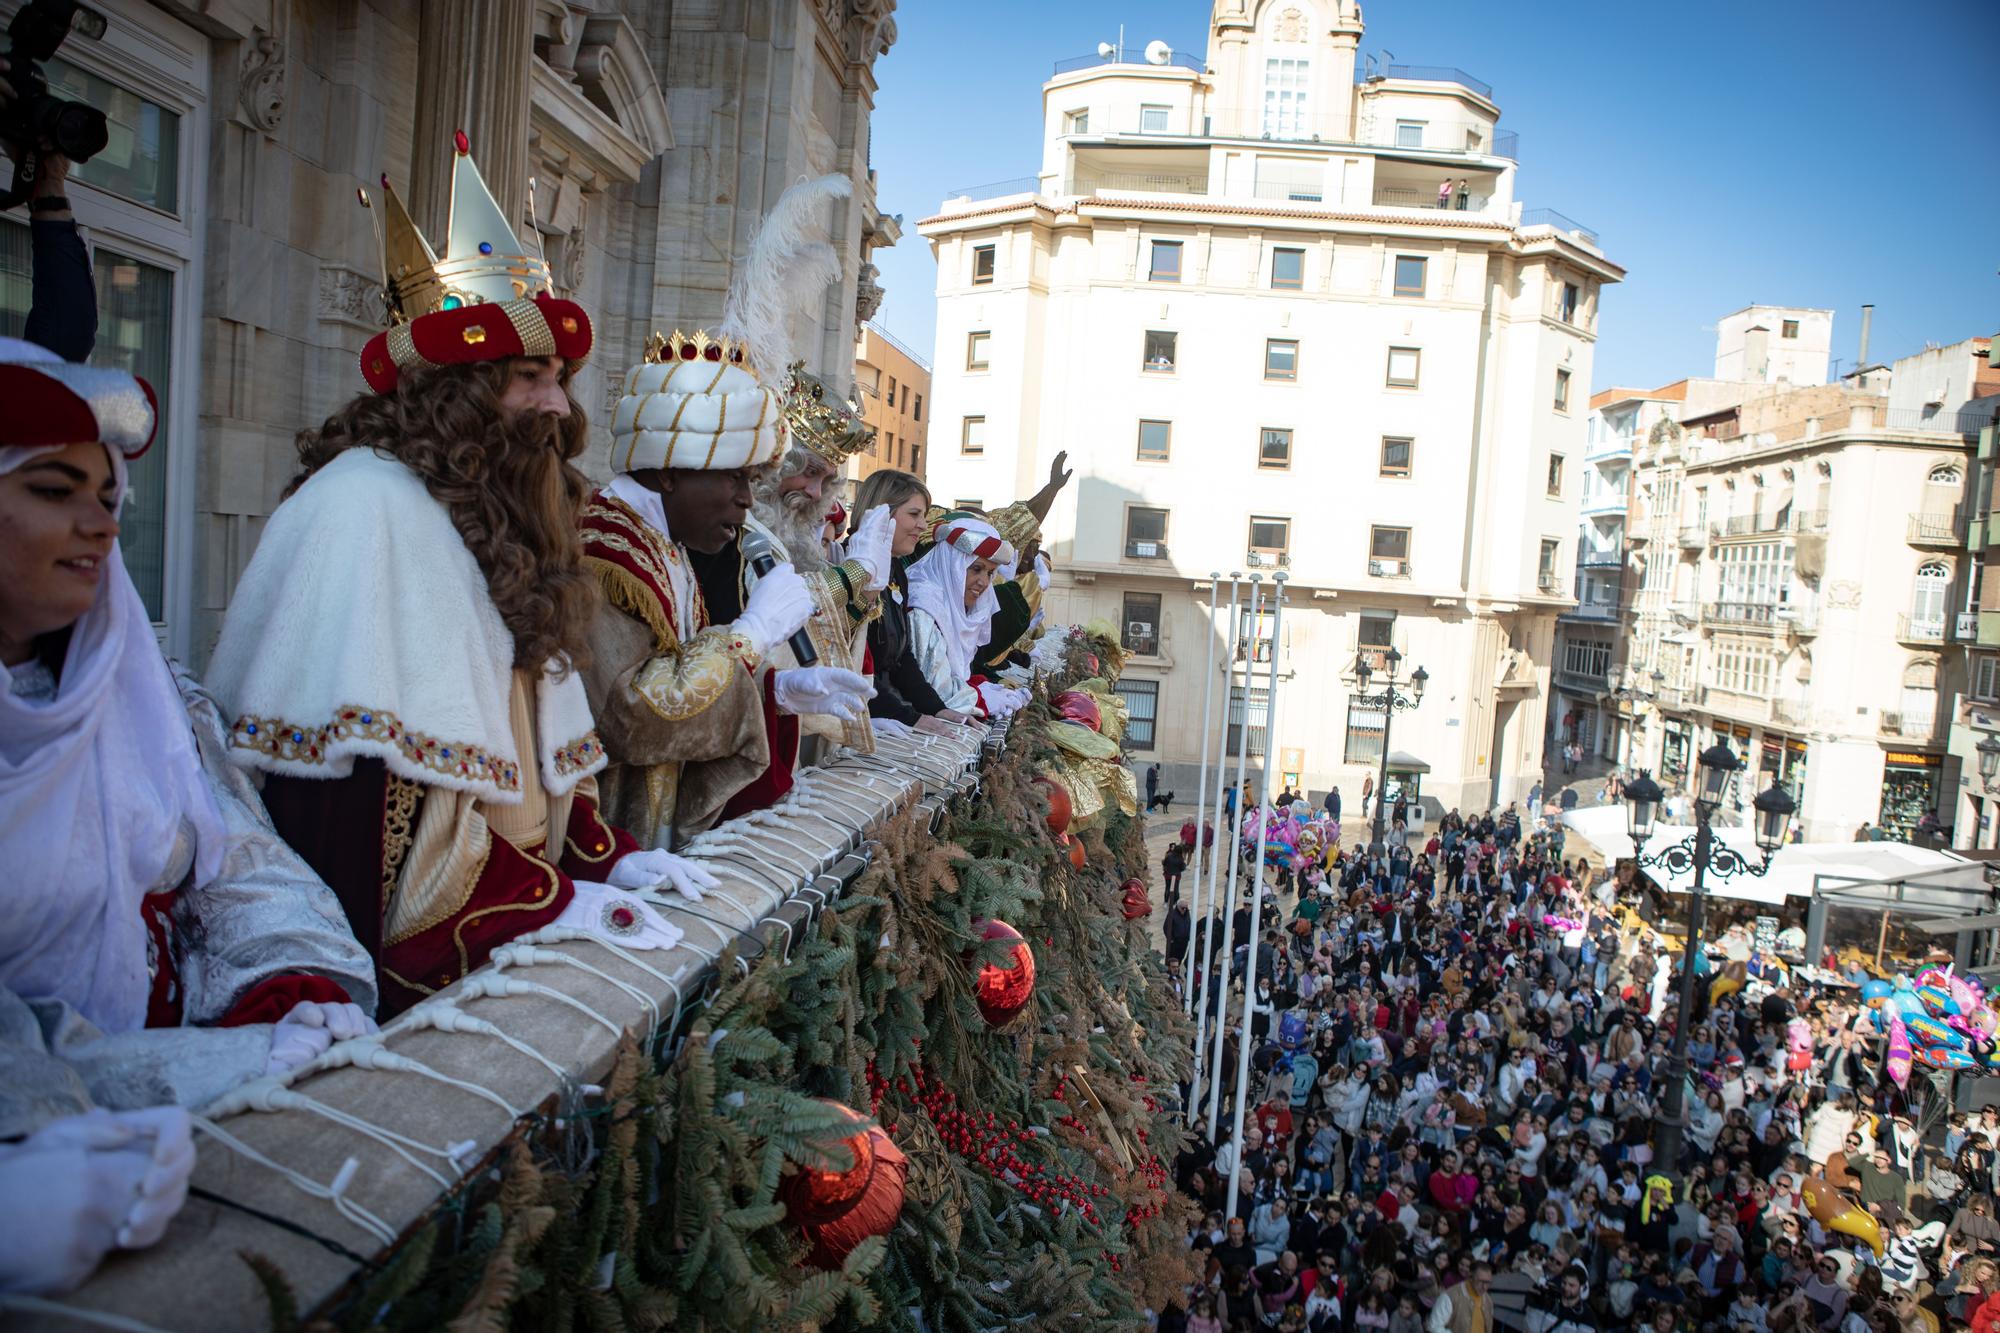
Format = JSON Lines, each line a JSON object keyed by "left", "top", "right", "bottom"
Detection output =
{"left": 0, "top": 0, "right": 899, "bottom": 666}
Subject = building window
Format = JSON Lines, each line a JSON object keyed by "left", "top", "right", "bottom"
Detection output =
{"left": 1380, "top": 435, "right": 1413, "bottom": 478}
{"left": 1393, "top": 255, "right": 1427, "bottom": 298}
{"left": 1547, "top": 454, "right": 1564, "bottom": 496}
{"left": 880, "top": 431, "right": 890, "bottom": 459}
{"left": 1781, "top": 318, "right": 1800, "bottom": 339}
{"left": 1386, "top": 345, "right": 1420, "bottom": 388}
{"left": 1148, "top": 240, "right": 1183, "bottom": 282}
{"left": 1344, "top": 699, "right": 1386, "bottom": 764}
{"left": 1249, "top": 515, "right": 1290, "bottom": 560}
{"left": 1140, "top": 104, "right": 1171, "bottom": 133}
{"left": 1554, "top": 367, "right": 1572, "bottom": 412}
{"left": 1121, "top": 592, "right": 1163, "bottom": 656}
{"left": 1264, "top": 338, "right": 1299, "bottom": 381}
{"left": 1395, "top": 119, "right": 1425, "bottom": 148}
{"left": 1228, "top": 685, "right": 1270, "bottom": 756}
{"left": 1125, "top": 506, "right": 1169, "bottom": 558}
{"left": 901, "top": 385, "right": 909, "bottom": 411}
{"left": 1357, "top": 610, "right": 1396, "bottom": 656}
{"left": 972, "top": 244, "right": 995, "bottom": 284}
{"left": 1143, "top": 329, "right": 1177, "bottom": 372}
{"left": 1539, "top": 539, "right": 1561, "bottom": 590}
{"left": 1262, "top": 57, "right": 1310, "bottom": 139}
{"left": 1271, "top": 247, "right": 1304, "bottom": 290}
{"left": 960, "top": 416, "right": 985, "bottom": 455}
{"left": 1559, "top": 282, "right": 1580, "bottom": 323}
{"left": 1137, "top": 419, "right": 1172, "bottom": 462}
{"left": 1115, "top": 679, "right": 1159, "bottom": 750}
{"left": 1974, "top": 656, "right": 2000, "bottom": 702}
{"left": 909, "top": 443, "right": 922, "bottom": 472}
{"left": 1064, "top": 108, "right": 1089, "bottom": 135}
{"left": 966, "top": 330, "right": 990, "bottom": 370}
{"left": 1563, "top": 638, "right": 1613, "bottom": 679}
{"left": 1369, "top": 525, "right": 1411, "bottom": 576}
{"left": 1911, "top": 560, "right": 1951, "bottom": 633}
{"left": 1259, "top": 428, "right": 1292, "bottom": 469}
{"left": 913, "top": 392, "right": 922, "bottom": 422}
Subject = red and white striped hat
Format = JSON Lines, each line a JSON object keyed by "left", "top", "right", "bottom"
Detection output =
{"left": 934, "top": 517, "right": 1016, "bottom": 566}
{"left": 0, "top": 337, "right": 157, "bottom": 459}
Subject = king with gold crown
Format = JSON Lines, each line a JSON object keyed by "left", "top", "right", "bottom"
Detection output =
{"left": 205, "top": 132, "right": 714, "bottom": 1016}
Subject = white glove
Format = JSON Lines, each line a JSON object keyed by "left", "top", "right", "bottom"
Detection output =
{"left": 0, "top": 1106, "right": 194, "bottom": 1295}
{"left": 1034, "top": 553, "right": 1052, "bottom": 591}
{"left": 733, "top": 562, "right": 814, "bottom": 657}
{"left": 774, "top": 666, "right": 876, "bottom": 721}
{"left": 554, "top": 880, "right": 686, "bottom": 950}
{"left": 266, "top": 1001, "right": 340, "bottom": 1075}
{"left": 847, "top": 504, "right": 895, "bottom": 591}
{"left": 870, "top": 717, "right": 914, "bottom": 738}
{"left": 976, "top": 681, "right": 1029, "bottom": 718}
{"left": 608, "top": 846, "right": 722, "bottom": 903}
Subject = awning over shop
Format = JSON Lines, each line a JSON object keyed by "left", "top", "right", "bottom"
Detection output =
{"left": 1385, "top": 750, "right": 1430, "bottom": 774}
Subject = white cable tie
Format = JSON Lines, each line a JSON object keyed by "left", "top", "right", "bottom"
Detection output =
{"left": 493, "top": 944, "right": 662, "bottom": 1032}
{"left": 518, "top": 925, "right": 679, "bottom": 990}
{"left": 460, "top": 973, "right": 624, "bottom": 1045}
{"left": 190, "top": 1116, "right": 396, "bottom": 1246}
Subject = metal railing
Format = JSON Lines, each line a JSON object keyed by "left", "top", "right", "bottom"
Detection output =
{"left": 1052, "top": 49, "right": 1206, "bottom": 75}
{"left": 1073, "top": 168, "right": 1208, "bottom": 196}
{"left": 1707, "top": 601, "right": 1778, "bottom": 626}
{"left": 1110, "top": 109, "right": 1519, "bottom": 161}
{"left": 1578, "top": 547, "right": 1625, "bottom": 568}
{"left": 1907, "top": 510, "right": 1964, "bottom": 546}
{"left": 945, "top": 176, "right": 1040, "bottom": 202}
{"left": 1366, "top": 64, "right": 1495, "bottom": 100}
{"left": 1538, "top": 572, "right": 1565, "bottom": 594}
{"left": 1565, "top": 602, "right": 1621, "bottom": 621}
{"left": 1869, "top": 405, "right": 1996, "bottom": 438}
{"left": 1368, "top": 557, "right": 1412, "bottom": 579}
{"left": 860, "top": 320, "right": 932, "bottom": 373}
{"left": 1519, "top": 208, "right": 1599, "bottom": 246}
{"left": 1896, "top": 613, "right": 1948, "bottom": 644}
{"left": 1125, "top": 538, "right": 1172, "bottom": 560}
{"left": 1880, "top": 709, "right": 1940, "bottom": 741}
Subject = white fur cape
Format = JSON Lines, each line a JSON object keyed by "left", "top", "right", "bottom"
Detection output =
{"left": 205, "top": 448, "right": 605, "bottom": 803}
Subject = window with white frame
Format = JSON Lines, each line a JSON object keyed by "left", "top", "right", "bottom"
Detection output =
{"left": 1395, "top": 119, "right": 1426, "bottom": 148}
{"left": 1140, "top": 104, "right": 1171, "bottom": 133}
{"left": 1262, "top": 58, "right": 1310, "bottom": 139}
{"left": 1563, "top": 638, "right": 1613, "bottom": 679}
{"left": 1064, "top": 108, "right": 1090, "bottom": 135}
{"left": 1975, "top": 656, "right": 2000, "bottom": 702}
{"left": 1386, "top": 346, "right": 1420, "bottom": 387}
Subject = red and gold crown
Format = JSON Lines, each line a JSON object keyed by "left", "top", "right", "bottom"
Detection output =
{"left": 356, "top": 131, "right": 591, "bottom": 394}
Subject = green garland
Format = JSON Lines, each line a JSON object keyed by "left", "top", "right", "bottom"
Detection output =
{"left": 254, "top": 646, "right": 1197, "bottom": 1331}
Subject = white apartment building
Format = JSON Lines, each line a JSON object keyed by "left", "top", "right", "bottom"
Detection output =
{"left": 918, "top": 0, "right": 1622, "bottom": 812}
{"left": 1622, "top": 361, "right": 1981, "bottom": 843}
{"left": 1713, "top": 306, "right": 1834, "bottom": 386}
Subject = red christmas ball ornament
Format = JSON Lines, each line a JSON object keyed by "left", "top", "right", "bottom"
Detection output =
{"left": 1121, "top": 877, "right": 1151, "bottom": 920}
{"left": 779, "top": 1100, "right": 877, "bottom": 1225}
{"left": 1036, "top": 776, "right": 1073, "bottom": 837}
{"left": 969, "top": 919, "right": 1037, "bottom": 1027}
{"left": 1053, "top": 690, "right": 1102, "bottom": 732}
{"left": 800, "top": 1125, "right": 907, "bottom": 1268}
{"left": 1065, "top": 833, "right": 1088, "bottom": 871}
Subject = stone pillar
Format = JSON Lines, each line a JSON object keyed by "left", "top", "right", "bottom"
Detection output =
{"left": 409, "top": 0, "right": 537, "bottom": 240}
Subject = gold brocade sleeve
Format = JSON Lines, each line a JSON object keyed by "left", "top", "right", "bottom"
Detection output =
{"left": 633, "top": 626, "right": 761, "bottom": 724}
{"left": 580, "top": 600, "right": 768, "bottom": 767}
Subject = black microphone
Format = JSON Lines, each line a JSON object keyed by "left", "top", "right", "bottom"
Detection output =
{"left": 740, "top": 530, "right": 818, "bottom": 666}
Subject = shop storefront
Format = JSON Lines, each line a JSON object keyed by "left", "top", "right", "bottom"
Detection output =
{"left": 1878, "top": 752, "right": 1942, "bottom": 841}
{"left": 1781, "top": 738, "right": 1808, "bottom": 801}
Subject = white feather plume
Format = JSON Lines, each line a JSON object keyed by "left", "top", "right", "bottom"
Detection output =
{"left": 718, "top": 173, "right": 854, "bottom": 375}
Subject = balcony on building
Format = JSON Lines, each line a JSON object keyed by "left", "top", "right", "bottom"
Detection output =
{"left": 1707, "top": 600, "right": 1777, "bottom": 628}
{"left": 1677, "top": 525, "right": 1710, "bottom": 550}
{"left": 1906, "top": 509, "right": 1965, "bottom": 548}
{"left": 1879, "top": 708, "right": 1940, "bottom": 742}
{"left": 1896, "top": 612, "right": 1948, "bottom": 645}
{"left": 1562, "top": 600, "right": 1621, "bottom": 623}
{"left": 1585, "top": 432, "right": 1635, "bottom": 463}
{"left": 1655, "top": 683, "right": 1698, "bottom": 710}
{"left": 1577, "top": 544, "right": 1624, "bottom": 569}
{"left": 1579, "top": 486, "right": 1628, "bottom": 517}
{"left": 1772, "top": 697, "right": 1811, "bottom": 727}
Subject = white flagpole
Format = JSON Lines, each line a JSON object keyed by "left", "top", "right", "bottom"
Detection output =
{"left": 1225, "top": 572, "right": 1287, "bottom": 1221}
{"left": 1182, "top": 572, "right": 1223, "bottom": 1018}
{"left": 1186, "top": 574, "right": 1241, "bottom": 1126}
{"left": 1205, "top": 574, "right": 1262, "bottom": 1141}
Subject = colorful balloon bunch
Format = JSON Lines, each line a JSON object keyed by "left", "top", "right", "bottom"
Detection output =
{"left": 1863, "top": 968, "right": 1999, "bottom": 1083}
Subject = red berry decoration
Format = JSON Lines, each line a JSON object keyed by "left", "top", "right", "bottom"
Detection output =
{"left": 1065, "top": 834, "right": 1088, "bottom": 871}
{"left": 779, "top": 1100, "right": 876, "bottom": 1225}
{"left": 969, "top": 919, "right": 1037, "bottom": 1027}
{"left": 1036, "top": 777, "right": 1073, "bottom": 837}
{"left": 1052, "top": 690, "right": 1102, "bottom": 732}
{"left": 798, "top": 1125, "right": 907, "bottom": 1268}
{"left": 1120, "top": 878, "right": 1151, "bottom": 921}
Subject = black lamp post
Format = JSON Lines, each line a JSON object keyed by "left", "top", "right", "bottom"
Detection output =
{"left": 1354, "top": 649, "right": 1426, "bottom": 852}
{"left": 1977, "top": 735, "right": 2000, "bottom": 792}
{"left": 1622, "top": 743, "right": 1795, "bottom": 1182}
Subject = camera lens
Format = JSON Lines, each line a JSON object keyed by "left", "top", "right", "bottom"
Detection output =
{"left": 36, "top": 97, "right": 108, "bottom": 162}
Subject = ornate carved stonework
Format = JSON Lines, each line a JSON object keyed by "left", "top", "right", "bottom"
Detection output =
{"left": 819, "top": 0, "right": 898, "bottom": 65}
{"left": 316, "top": 265, "right": 381, "bottom": 331}
{"left": 1824, "top": 579, "right": 1863, "bottom": 609}
{"left": 560, "top": 222, "right": 587, "bottom": 295}
{"left": 1275, "top": 8, "right": 1307, "bottom": 42}
{"left": 239, "top": 28, "right": 287, "bottom": 134}
{"left": 854, "top": 261, "right": 884, "bottom": 330}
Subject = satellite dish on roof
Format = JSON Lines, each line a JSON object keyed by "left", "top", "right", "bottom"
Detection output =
{"left": 1144, "top": 39, "right": 1173, "bottom": 64}
{"left": 1098, "top": 41, "right": 1116, "bottom": 58}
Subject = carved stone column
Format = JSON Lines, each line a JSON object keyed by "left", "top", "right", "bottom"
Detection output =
{"left": 409, "top": 0, "right": 537, "bottom": 240}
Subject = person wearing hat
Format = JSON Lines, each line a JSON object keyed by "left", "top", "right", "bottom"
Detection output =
{"left": 207, "top": 134, "right": 699, "bottom": 1016}
{"left": 904, "top": 514, "right": 1019, "bottom": 716}
{"left": 584, "top": 178, "right": 881, "bottom": 838}
{"left": 0, "top": 339, "right": 379, "bottom": 1293}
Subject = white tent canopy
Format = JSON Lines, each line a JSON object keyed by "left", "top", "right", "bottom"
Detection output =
{"left": 1560, "top": 808, "right": 1967, "bottom": 908}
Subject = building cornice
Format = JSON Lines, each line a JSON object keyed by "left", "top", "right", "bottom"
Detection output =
{"left": 1681, "top": 428, "right": 1975, "bottom": 476}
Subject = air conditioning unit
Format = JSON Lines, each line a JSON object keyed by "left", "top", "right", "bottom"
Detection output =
{"left": 1127, "top": 621, "right": 1154, "bottom": 640}
{"left": 1369, "top": 558, "right": 1407, "bottom": 577}
{"left": 1246, "top": 550, "right": 1266, "bottom": 567}
{"left": 1129, "top": 540, "right": 1162, "bottom": 558}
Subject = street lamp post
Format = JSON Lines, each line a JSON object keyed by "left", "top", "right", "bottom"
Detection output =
{"left": 1621, "top": 745, "right": 1796, "bottom": 1182}
{"left": 1354, "top": 649, "right": 1427, "bottom": 853}
{"left": 1977, "top": 735, "right": 2000, "bottom": 793}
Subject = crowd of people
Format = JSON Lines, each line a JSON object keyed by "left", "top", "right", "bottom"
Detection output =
{"left": 1153, "top": 801, "right": 2000, "bottom": 1333}
{"left": 0, "top": 150, "right": 1061, "bottom": 1294}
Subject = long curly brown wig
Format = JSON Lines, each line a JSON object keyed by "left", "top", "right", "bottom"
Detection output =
{"left": 291, "top": 359, "right": 597, "bottom": 672}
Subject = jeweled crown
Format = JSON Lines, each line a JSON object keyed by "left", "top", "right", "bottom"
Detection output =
{"left": 781, "top": 361, "right": 875, "bottom": 467}
{"left": 642, "top": 328, "right": 753, "bottom": 368}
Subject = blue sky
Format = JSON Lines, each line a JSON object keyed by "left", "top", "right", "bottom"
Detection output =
{"left": 867, "top": 0, "right": 2000, "bottom": 392}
